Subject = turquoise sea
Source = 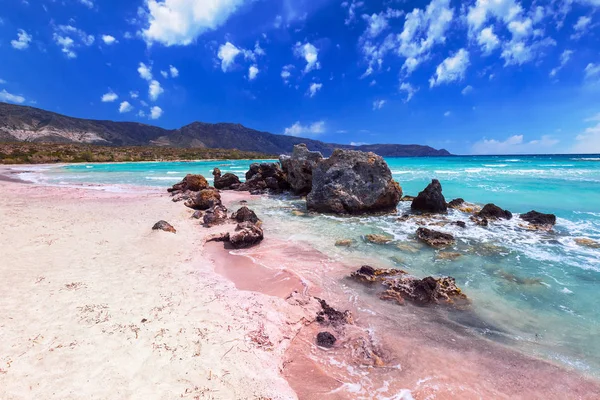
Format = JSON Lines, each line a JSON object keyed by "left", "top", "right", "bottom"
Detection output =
{"left": 16, "top": 155, "right": 600, "bottom": 375}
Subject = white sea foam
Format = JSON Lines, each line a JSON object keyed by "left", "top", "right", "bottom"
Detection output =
{"left": 561, "top": 288, "right": 574, "bottom": 294}
{"left": 483, "top": 164, "right": 508, "bottom": 167}
{"left": 571, "top": 157, "right": 600, "bottom": 161}
{"left": 145, "top": 176, "right": 182, "bottom": 180}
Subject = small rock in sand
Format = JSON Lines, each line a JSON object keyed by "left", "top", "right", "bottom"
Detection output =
{"left": 365, "top": 234, "right": 393, "bottom": 244}
{"left": 152, "top": 220, "right": 176, "bottom": 234}
{"left": 229, "top": 222, "right": 264, "bottom": 249}
{"left": 316, "top": 332, "right": 336, "bottom": 348}
{"left": 203, "top": 205, "right": 228, "bottom": 227}
{"left": 335, "top": 239, "right": 355, "bottom": 247}
{"left": 231, "top": 206, "right": 260, "bottom": 224}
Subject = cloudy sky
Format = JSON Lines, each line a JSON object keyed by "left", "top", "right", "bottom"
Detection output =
{"left": 1, "top": 0, "right": 600, "bottom": 154}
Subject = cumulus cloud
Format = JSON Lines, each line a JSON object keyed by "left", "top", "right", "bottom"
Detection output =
{"left": 284, "top": 121, "right": 325, "bottom": 137}
{"left": 342, "top": 0, "right": 364, "bottom": 25}
{"left": 571, "top": 16, "right": 592, "bottom": 39}
{"left": 399, "top": 82, "right": 418, "bottom": 102}
{"left": 148, "top": 80, "right": 164, "bottom": 101}
{"left": 142, "top": 0, "right": 246, "bottom": 46}
{"left": 461, "top": 85, "right": 473, "bottom": 95}
{"left": 138, "top": 62, "right": 153, "bottom": 81}
{"left": 281, "top": 64, "right": 293, "bottom": 83}
{"left": 248, "top": 65, "right": 259, "bottom": 80}
{"left": 102, "top": 35, "right": 117, "bottom": 45}
{"left": 149, "top": 106, "right": 163, "bottom": 120}
{"left": 11, "top": 29, "right": 32, "bottom": 50}
{"left": 169, "top": 65, "right": 179, "bottom": 77}
{"left": 549, "top": 49, "right": 573, "bottom": 77}
{"left": 79, "top": 0, "right": 94, "bottom": 8}
{"left": 472, "top": 134, "right": 559, "bottom": 154}
{"left": 584, "top": 63, "right": 600, "bottom": 81}
{"left": 53, "top": 35, "right": 76, "bottom": 58}
{"left": 467, "top": 0, "right": 522, "bottom": 32}
{"left": 572, "top": 121, "right": 600, "bottom": 154}
{"left": 477, "top": 26, "right": 500, "bottom": 54}
{"left": 119, "top": 101, "right": 133, "bottom": 113}
{"left": 53, "top": 25, "right": 95, "bottom": 58}
{"left": 308, "top": 82, "right": 323, "bottom": 97}
{"left": 101, "top": 90, "right": 118, "bottom": 102}
{"left": 217, "top": 42, "right": 241, "bottom": 72}
{"left": 293, "top": 42, "right": 320, "bottom": 74}
{"left": 373, "top": 99, "right": 386, "bottom": 110}
{"left": 429, "top": 49, "right": 469, "bottom": 87}
{"left": 0, "top": 89, "right": 25, "bottom": 104}
{"left": 130, "top": 91, "right": 139, "bottom": 98}
{"left": 161, "top": 70, "right": 169, "bottom": 78}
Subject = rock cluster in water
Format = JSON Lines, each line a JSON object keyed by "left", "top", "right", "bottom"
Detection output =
{"left": 279, "top": 144, "right": 324, "bottom": 195}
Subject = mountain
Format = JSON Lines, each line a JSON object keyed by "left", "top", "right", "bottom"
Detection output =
{"left": 0, "top": 102, "right": 451, "bottom": 157}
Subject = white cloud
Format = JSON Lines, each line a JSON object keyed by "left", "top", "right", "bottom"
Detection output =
{"left": 342, "top": 0, "right": 364, "bottom": 25}
{"left": 101, "top": 90, "right": 118, "bottom": 102}
{"left": 293, "top": 42, "right": 320, "bottom": 74}
{"left": 169, "top": 65, "right": 179, "bottom": 77}
{"left": 507, "top": 18, "right": 533, "bottom": 39}
{"left": 429, "top": 49, "right": 469, "bottom": 87}
{"left": 461, "top": 85, "right": 473, "bottom": 95}
{"left": 281, "top": 64, "right": 293, "bottom": 83}
{"left": 500, "top": 37, "right": 555, "bottom": 66}
{"left": 11, "top": 29, "right": 32, "bottom": 50}
{"left": 0, "top": 79, "right": 6, "bottom": 84}
{"left": 444, "top": 111, "right": 451, "bottom": 117}
{"left": 549, "top": 49, "right": 573, "bottom": 77}
{"left": 148, "top": 80, "right": 164, "bottom": 101}
{"left": 137, "top": 110, "right": 146, "bottom": 118}
{"left": 472, "top": 134, "right": 559, "bottom": 154}
{"left": 308, "top": 82, "right": 322, "bottom": 97}
{"left": 399, "top": 82, "right": 418, "bottom": 102}
{"left": 362, "top": 12, "right": 389, "bottom": 39}
{"left": 584, "top": 63, "right": 600, "bottom": 80}
{"left": 102, "top": 35, "right": 117, "bottom": 45}
{"left": 130, "top": 91, "right": 139, "bottom": 98}
{"left": 160, "top": 70, "right": 169, "bottom": 78}
{"left": 467, "top": 0, "right": 522, "bottom": 32}
{"left": 0, "top": 89, "right": 25, "bottom": 104}
{"left": 478, "top": 26, "right": 500, "bottom": 54}
{"left": 53, "top": 34, "right": 76, "bottom": 58}
{"left": 119, "top": 101, "right": 133, "bottom": 113}
{"left": 571, "top": 16, "right": 592, "bottom": 39}
{"left": 138, "top": 62, "right": 153, "bottom": 81}
{"left": 572, "top": 122, "right": 600, "bottom": 153}
{"left": 284, "top": 121, "right": 325, "bottom": 137}
{"left": 350, "top": 141, "right": 369, "bottom": 146}
{"left": 248, "top": 65, "right": 259, "bottom": 80}
{"left": 373, "top": 99, "right": 386, "bottom": 110}
{"left": 142, "top": 0, "right": 246, "bottom": 46}
{"left": 79, "top": 0, "right": 94, "bottom": 8}
{"left": 217, "top": 42, "right": 241, "bottom": 72}
{"left": 254, "top": 41, "right": 265, "bottom": 56}
{"left": 52, "top": 25, "right": 94, "bottom": 58}
{"left": 149, "top": 106, "right": 163, "bottom": 120}
{"left": 273, "top": 15, "right": 282, "bottom": 28}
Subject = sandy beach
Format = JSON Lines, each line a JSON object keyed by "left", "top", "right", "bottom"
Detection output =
{"left": 2, "top": 168, "right": 600, "bottom": 400}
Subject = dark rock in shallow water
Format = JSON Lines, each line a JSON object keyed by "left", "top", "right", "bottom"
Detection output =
{"left": 452, "top": 221, "right": 467, "bottom": 228}
{"left": 478, "top": 203, "right": 512, "bottom": 220}
{"left": 416, "top": 227, "right": 455, "bottom": 247}
{"left": 447, "top": 198, "right": 465, "bottom": 208}
{"left": 239, "top": 163, "right": 289, "bottom": 193}
{"left": 168, "top": 174, "right": 209, "bottom": 193}
{"left": 213, "top": 168, "right": 241, "bottom": 190}
{"left": 203, "top": 205, "right": 228, "bottom": 227}
{"left": 229, "top": 222, "right": 264, "bottom": 248}
{"left": 400, "top": 195, "right": 416, "bottom": 202}
{"left": 470, "top": 215, "right": 489, "bottom": 227}
{"left": 316, "top": 332, "right": 336, "bottom": 348}
{"left": 411, "top": 179, "right": 447, "bottom": 213}
{"left": 185, "top": 188, "right": 221, "bottom": 210}
{"left": 279, "top": 144, "right": 324, "bottom": 195}
{"left": 152, "top": 220, "right": 176, "bottom": 233}
{"left": 315, "top": 298, "right": 353, "bottom": 326}
{"left": 307, "top": 149, "right": 402, "bottom": 214}
{"left": 520, "top": 210, "right": 556, "bottom": 226}
{"left": 350, "top": 265, "right": 405, "bottom": 283}
{"left": 231, "top": 206, "right": 260, "bottom": 224}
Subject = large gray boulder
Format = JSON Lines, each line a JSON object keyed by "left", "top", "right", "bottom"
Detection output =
{"left": 306, "top": 149, "right": 402, "bottom": 214}
{"left": 279, "top": 144, "right": 324, "bottom": 195}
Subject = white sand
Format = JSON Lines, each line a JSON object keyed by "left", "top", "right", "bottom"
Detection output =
{"left": 0, "top": 178, "right": 306, "bottom": 399}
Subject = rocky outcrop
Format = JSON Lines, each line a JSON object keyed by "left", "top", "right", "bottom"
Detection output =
{"left": 316, "top": 332, "right": 336, "bottom": 348}
{"left": 238, "top": 163, "right": 289, "bottom": 193}
{"left": 168, "top": 174, "right": 209, "bottom": 193}
{"left": 279, "top": 144, "right": 324, "bottom": 195}
{"left": 411, "top": 179, "right": 447, "bottom": 213}
{"left": 231, "top": 206, "right": 260, "bottom": 224}
{"left": 229, "top": 222, "right": 264, "bottom": 248}
{"left": 478, "top": 204, "right": 512, "bottom": 220}
{"left": 447, "top": 198, "right": 464, "bottom": 208}
{"left": 203, "top": 205, "right": 228, "bottom": 227}
{"left": 306, "top": 149, "right": 402, "bottom": 214}
{"left": 152, "top": 220, "right": 176, "bottom": 233}
{"left": 416, "top": 227, "right": 455, "bottom": 247}
{"left": 185, "top": 188, "right": 221, "bottom": 210}
{"left": 520, "top": 210, "right": 556, "bottom": 227}
{"left": 213, "top": 168, "right": 241, "bottom": 190}
{"left": 315, "top": 298, "right": 353, "bottom": 326}
{"left": 350, "top": 266, "right": 405, "bottom": 284}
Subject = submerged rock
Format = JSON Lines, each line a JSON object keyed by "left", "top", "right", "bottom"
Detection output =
{"left": 416, "top": 227, "right": 455, "bottom": 248}
{"left": 350, "top": 265, "right": 405, "bottom": 283}
{"left": 229, "top": 222, "right": 264, "bottom": 248}
{"left": 452, "top": 221, "right": 467, "bottom": 228}
{"left": 316, "top": 332, "right": 336, "bottom": 348}
{"left": 315, "top": 298, "right": 353, "bottom": 326}
{"left": 436, "top": 252, "right": 462, "bottom": 260}
{"left": 470, "top": 215, "right": 489, "bottom": 227}
{"left": 520, "top": 210, "right": 556, "bottom": 227}
{"left": 279, "top": 143, "right": 324, "bottom": 195}
{"left": 213, "top": 168, "right": 241, "bottom": 190}
{"left": 152, "top": 220, "right": 176, "bottom": 234}
{"left": 203, "top": 205, "right": 228, "bottom": 227}
{"left": 478, "top": 203, "right": 513, "bottom": 220}
{"left": 411, "top": 179, "right": 447, "bottom": 213}
{"left": 168, "top": 174, "right": 209, "bottom": 193}
{"left": 185, "top": 188, "right": 221, "bottom": 210}
{"left": 307, "top": 149, "right": 402, "bottom": 214}
{"left": 231, "top": 206, "right": 260, "bottom": 224}
{"left": 335, "top": 239, "right": 355, "bottom": 247}
{"left": 365, "top": 234, "right": 393, "bottom": 244}
{"left": 575, "top": 238, "right": 600, "bottom": 249}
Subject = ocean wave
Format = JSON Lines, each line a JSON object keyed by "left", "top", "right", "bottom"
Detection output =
{"left": 483, "top": 164, "right": 509, "bottom": 167}
{"left": 504, "top": 159, "right": 522, "bottom": 162}
{"left": 571, "top": 158, "right": 600, "bottom": 161}
{"left": 145, "top": 176, "right": 183, "bottom": 180}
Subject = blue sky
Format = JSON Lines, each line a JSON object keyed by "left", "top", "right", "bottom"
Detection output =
{"left": 1, "top": 0, "right": 600, "bottom": 154}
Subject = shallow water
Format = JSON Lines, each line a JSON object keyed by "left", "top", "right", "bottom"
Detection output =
{"left": 13, "top": 155, "right": 600, "bottom": 377}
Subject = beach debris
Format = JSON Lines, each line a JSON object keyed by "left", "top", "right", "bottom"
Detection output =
{"left": 185, "top": 188, "right": 222, "bottom": 210}
{"left": 237, "top": 162, "right": 289, "bottom": 194}
{"left": 335, "top": 239, "right": 355, "bottom": 247}
{"left": 400, "top": 195, "right": 416, "bottom": 202}
{"left": 477, "top": 203, "right": 513, "bottom": 220}
{"left": 279, "top": 143, "right": 324, "bottom": 195}
{"left": 203, "top": 205, "right": 228, "bottom": 227}
{"left": 519, "top": 210, "right": 556, "bottom": 230}
{"left": 191, "top": 210, "right": 203, "bottom": 219}
{"left": 306, "top": 149, "right": 402, "bottom": 214}
{"left": 364, "top": 234, "right": 393, "bottom": 244}
{"left": 167, "top": 174, "right": 209, "bottom": 193}
{"left": 152, "top": 220, "right": 176, "bottom": 233}
{"left": 316, "top": 332, "right": 336, "bottom": 348}
{"left": 315, "top": 298, "right": 353, "bottom": 326}
{"left": 574, "top": 238, "right": 600, "bottom": 249}
{"left": 229, "top": 222, "right": 264, "bottom": 249}
{"left": 231, "top": 206, "right": 260, "bottom": 224}
{"left": 436, "top": 252, "right": 462, "bottom": 261}
{"left": 416, "top": 227, "right": 455, "bottom": 248}
{"left": 350, "top": 265, "right": 405, "bottom": 283}
{"left": 411, "top": 179, "right": 447, "bottom": 213}
{"left": 213, "top": 168, "right": 241, "bottom": 190}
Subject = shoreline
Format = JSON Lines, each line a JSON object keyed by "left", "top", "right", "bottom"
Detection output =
{"left": 1, "top": 173, "right": 600, "bottom": 398}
